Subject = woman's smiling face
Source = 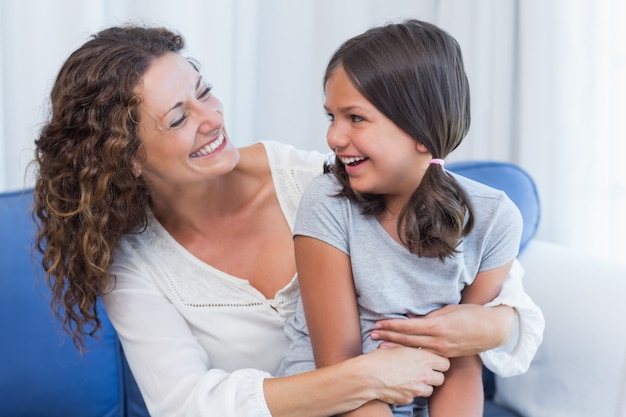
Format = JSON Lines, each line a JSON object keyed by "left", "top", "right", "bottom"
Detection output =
{"left": 133, "top": 52, "right": 239, "bottom": 190}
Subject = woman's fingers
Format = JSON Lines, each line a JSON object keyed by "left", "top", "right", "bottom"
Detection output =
{"left": 372, "top": 304, "right": 511, "bottom": 357}
{"left": 367, "top": 346, "right": 449, "bottom": 405}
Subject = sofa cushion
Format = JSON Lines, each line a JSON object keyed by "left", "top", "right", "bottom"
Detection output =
{"left": 447, "top": 161, "right": 540, "bottom": 252}
{"left": 496, "top": 240, "right": 626, "bottom": 417}
{"left": 0, "top": 189, "right": 124, "bottom": 417}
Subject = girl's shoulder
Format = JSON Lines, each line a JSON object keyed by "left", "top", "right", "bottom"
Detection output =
{"left": 450, "top": 171, "right": 521, "bottom": 221}
{"left": 450, "top": 171, "right": 505, "bottom": 199}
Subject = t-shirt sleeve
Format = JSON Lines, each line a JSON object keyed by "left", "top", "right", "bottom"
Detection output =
{"left": 293, "top": 174, "right": 350, "bottom": 255}
{"left": 478, "top": 192, "right": 524, "bottom": 272}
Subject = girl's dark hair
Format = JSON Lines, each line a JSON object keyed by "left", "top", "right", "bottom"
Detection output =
{"left": 324, "top": 19, "right": 474, "bottom": 260}
{"left": 33, "top": 25, "right": 185, "bottom": 350}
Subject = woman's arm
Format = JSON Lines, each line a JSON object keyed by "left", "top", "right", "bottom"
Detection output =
{"left": 372, "top": 303, "right": 515, "bottom": 356}
{"left": 265, "top": 346, "right": 448, "bottom": 417}
{"left": 293, "top": 235, "right": 393, "bottom": 417}
{"left": 370, "top": 258, "right": 544, "bottom": 367}
{"left": 428, "top": 261, "right": 514, "bottom": 417}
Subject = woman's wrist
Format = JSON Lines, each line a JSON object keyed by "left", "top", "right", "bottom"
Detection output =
{"left": 265, "top": 357, "right": 374, "bottom": 417}
{"left": 490, "top": 304, "right": 517, "bottom": 347}
{"left": 342, "top": 355, "right": 380, "bottom": 403}
{"left": 491, "top": 304, "right": 519, "bottom": 351}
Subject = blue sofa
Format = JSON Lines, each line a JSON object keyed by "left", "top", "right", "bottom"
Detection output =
{"left": 0, "top": 189, "right": 150, "bottom": 417}
{"left": 0, "top": 161, "right": 539, "bottom": 417}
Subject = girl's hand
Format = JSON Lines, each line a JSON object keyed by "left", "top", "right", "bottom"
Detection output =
{"left": 371, "top": 304, "right": 515, "bottom": 358}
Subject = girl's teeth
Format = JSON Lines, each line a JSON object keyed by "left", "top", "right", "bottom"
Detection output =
{"left": 341, "top": 156, "right": 365, "bottom": 165}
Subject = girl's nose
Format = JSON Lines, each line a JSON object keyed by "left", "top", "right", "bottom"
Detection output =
{"left": 326, "top": 122, "right": 347, "bottom": 150}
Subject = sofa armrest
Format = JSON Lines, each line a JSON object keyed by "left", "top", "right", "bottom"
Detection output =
{"left": 494, "top": 239, "right": 626, "bottom": 416}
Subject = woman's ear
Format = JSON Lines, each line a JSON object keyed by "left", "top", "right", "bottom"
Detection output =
{"left": 132, "top": 160, "right": 142, "bottom": 177}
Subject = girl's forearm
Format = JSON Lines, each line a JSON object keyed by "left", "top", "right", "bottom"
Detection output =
{"left": 428, "top": 355, "right": 483, "bottom": 417}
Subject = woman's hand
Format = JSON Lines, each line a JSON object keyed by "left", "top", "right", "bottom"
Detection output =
{"left": 371, "top": 304, "right": 516, "bottom": 358}
{"left": 265, "top": 346, "right": 448, "bottom": 417}
{"left": 358, "top": 345, "right": 449, "bottom": 405}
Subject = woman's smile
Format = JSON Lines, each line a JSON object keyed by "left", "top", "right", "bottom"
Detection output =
{"left": 190, "top": 131, "right": 226, "bottom": 158}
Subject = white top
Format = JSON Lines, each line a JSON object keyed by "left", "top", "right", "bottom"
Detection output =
{"left": 101, "top": 141, "right": 544, "bottom": 417}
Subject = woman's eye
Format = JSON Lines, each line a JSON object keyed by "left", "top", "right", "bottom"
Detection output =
{"left": 326, "top": 113, "right": 335, "bottom": 122}
{"left": 169, "top": 113, "right": 188, "bottom": 128}
{"left": 198, "top": 84, "right": 213, "bottom": 100}
{"left": 351, "top": 115, "right": 364, "bottom": 122}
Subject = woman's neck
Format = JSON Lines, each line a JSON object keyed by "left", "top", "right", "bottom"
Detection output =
{"left": 149, "top": 143, "right": 270, "bottom": 236}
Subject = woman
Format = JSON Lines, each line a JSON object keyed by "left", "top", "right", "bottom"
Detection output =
{"left": 34, "top": 25, "right": 542, "bottom": 417}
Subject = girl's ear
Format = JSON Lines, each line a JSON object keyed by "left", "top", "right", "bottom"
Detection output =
{"left": 415, "top": 142, "right": 429, "bottom": 153}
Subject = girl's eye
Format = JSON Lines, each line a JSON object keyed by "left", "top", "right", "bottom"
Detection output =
{"left": 351, "top": 115, "right": 364, "bottom": 122}
{"left": 169, "top": 113, "right": 188, "bottom": 128}
{"left": 326, "top": 112, "right": 335, "bottom": 122}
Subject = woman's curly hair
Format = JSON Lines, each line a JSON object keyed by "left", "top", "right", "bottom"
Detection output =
{"left": 324, "top": 19, "right": 474, "bottom": 260}
{"left": 33, "top": 25, "right": 185, "bottom": 350}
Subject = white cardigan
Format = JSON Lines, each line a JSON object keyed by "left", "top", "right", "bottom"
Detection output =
{"left": 102, "top": 141, "right": 544, "bottom": 417}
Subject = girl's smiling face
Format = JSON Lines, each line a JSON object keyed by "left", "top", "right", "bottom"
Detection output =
{"left": 134, "top": 52, "right": 239, "bottom": 190}
{"left": 324, "top": 65, "right": 431, "bottom": 207}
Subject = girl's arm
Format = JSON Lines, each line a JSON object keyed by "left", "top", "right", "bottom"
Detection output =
{"left": 293, "top": 235, "right": 393, "bottom": 417}
{"left": 427, "top": 260, "right": 514, "bottom": 417}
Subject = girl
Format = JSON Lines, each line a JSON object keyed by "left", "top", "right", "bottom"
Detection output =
{"left": 280, "top": 19, "right": 525, "bottom": 417}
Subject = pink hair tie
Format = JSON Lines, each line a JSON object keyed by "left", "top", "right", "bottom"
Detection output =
{"left": 429, "top": 158, "right": 445, "bottom": 166}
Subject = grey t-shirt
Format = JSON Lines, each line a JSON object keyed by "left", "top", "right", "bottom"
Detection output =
{"left": 279, "top": 171, "right": 523, "bottom": 374}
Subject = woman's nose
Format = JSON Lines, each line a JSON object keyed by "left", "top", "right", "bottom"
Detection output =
{"left": 198, "top": 102, "right": 223, "bottom": 132}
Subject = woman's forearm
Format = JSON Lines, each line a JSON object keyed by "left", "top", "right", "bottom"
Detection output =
{"left": 371, "top": 303, "right": 516, "bottom": 358}
{"left": 264, "top": 357, "right": 375, "bottom": 417}
{"left": 265, "top": 347, "right": 449, "bottom": 417}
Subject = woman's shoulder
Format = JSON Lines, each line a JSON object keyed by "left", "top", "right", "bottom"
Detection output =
{"left": 237, "top": 141, "right": 328, "bottom": 176}
{"left": 115, "top": 214, "right": 160, "bottom": 256}
{"left": 260, "top": 141, "right": 329, "bottom": 171}
{"left": 236, "top": 142, "right": 271, "bottom": 175}
{"left": 260, "top": 141, "right": 329, "bottom": 193}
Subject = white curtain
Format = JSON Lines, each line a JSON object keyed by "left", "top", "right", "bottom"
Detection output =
{"left": 1, "top": 0, "right": 623, "bottom": 262}
{"left": 516, "top": 0, "right": 626, "bottom": 262}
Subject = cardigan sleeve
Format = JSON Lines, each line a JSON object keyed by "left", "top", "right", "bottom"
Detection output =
{"left": 479, "top": 259, "right": 545, "bottom": 377}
